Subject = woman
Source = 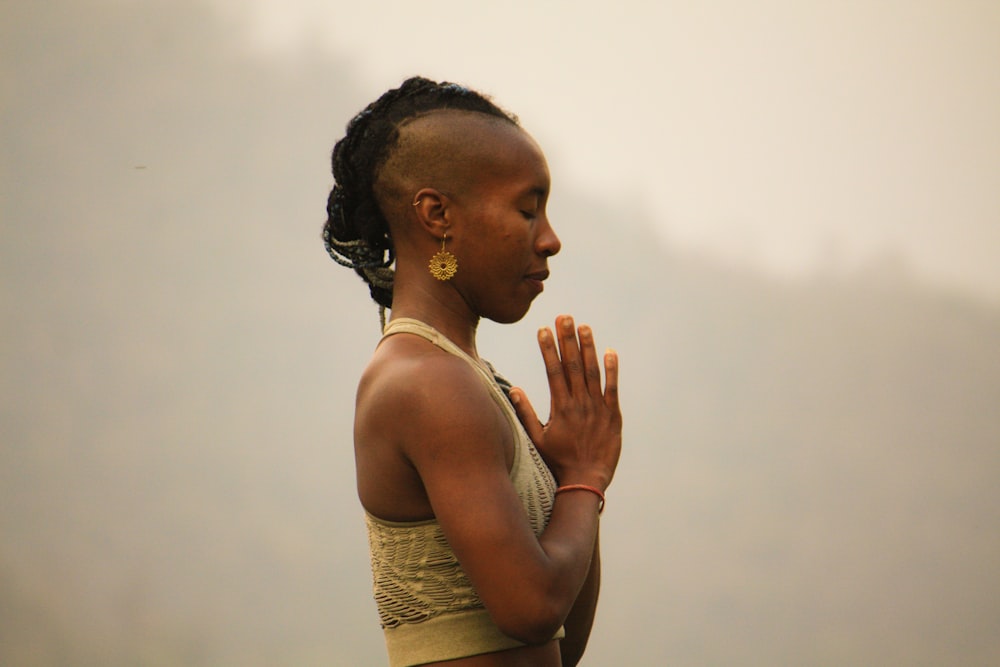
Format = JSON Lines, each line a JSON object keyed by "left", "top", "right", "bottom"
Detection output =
{"left": 323, "top": 77, "right": 623, "bottom": 667}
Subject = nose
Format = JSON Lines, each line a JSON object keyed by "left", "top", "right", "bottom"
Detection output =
{"left": 537, "top": 216, "right": 561, "bottom": 257}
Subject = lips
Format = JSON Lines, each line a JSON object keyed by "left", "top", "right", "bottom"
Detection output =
{"left": 525, "top": 269, "right": 549, "bottom": 293}
{"left": 525, "top": 269, "right": 550, "bottom": 282}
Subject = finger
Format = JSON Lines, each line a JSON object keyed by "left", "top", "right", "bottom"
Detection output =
{"left": 556, "top": 315, "right": 587, "bottom": 396}
{"left": 578, "top": 324, "right": 604, "bottom": 398}
{"left": 603, "top": 348, "right": 621, "bottom": 418}
{"left": 509, "top": 387, "right": 544, "bottom": 445}
{"left": 538, "top": 326, "right": 569, "bottom": 405}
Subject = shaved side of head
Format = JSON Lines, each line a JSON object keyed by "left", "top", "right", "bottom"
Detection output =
{"left": 373, "top": 110, "right": 523, "bottom": 233}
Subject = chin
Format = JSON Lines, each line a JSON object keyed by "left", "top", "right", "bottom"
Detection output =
{"left": 486, "top": 303, "right": 533, "bottom": 325}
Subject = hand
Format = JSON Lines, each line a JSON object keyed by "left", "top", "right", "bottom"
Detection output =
{"left": 510, "top": 315, "right": 622, "bottom": 490}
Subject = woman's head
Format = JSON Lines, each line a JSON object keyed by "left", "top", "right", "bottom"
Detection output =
{"left": 402, "top": 112, "right": 560, "bottom": 324}
{"left": 323, "top": 77, "right": 518, "bottom": 310}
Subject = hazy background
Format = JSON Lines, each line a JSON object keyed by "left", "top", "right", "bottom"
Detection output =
{"left": 2, "top": 1, "right": 999, "bottom": 665}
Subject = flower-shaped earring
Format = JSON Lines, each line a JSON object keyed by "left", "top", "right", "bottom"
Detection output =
{"left": 429, "top": 233, "right": 458, "bottom": 281}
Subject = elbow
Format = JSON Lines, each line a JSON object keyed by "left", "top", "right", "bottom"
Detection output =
{"left": 499, "top": 619, "right": 563, "bottom": 647}
{"left": 492, "top": 595, "right": 565, "bottom": 646}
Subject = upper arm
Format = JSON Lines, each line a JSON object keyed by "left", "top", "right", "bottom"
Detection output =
{"left": 367, "top": 352, "right": 559, "bottom": 639}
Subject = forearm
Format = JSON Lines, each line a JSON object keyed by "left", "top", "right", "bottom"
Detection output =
{"left": 530, "top": 490, "right": 602, "bottom": 631}
{"left": 559, "top": 532, "right": 600, "bottom": 666}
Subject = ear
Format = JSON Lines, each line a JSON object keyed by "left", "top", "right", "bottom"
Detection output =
{"left": 411, "top": 188, "right": 452, "bottom": 238}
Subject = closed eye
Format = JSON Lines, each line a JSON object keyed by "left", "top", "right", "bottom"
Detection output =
{"left": 521, "top": 210, "right": 537, "bottom": 221}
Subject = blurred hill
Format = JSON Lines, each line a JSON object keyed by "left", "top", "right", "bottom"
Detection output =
{"left": 2, "top": 1, "right": 999, "bottom": 665}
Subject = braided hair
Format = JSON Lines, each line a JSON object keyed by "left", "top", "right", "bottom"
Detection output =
{"left": 323, "top": 77, "right": 518, "bottom": 319}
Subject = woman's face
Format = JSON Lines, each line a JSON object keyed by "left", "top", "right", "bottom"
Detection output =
{"left": 448, "top": 125, "right": 561, "bottom": 324}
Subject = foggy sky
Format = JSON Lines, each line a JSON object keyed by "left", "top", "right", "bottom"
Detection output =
{"left": 212, "top": 0, "right": 1000, "bottom": 302}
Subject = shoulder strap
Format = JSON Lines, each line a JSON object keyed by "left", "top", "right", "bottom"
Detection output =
{"left": 381, "top": 317, "right": 515, "bottom": 405}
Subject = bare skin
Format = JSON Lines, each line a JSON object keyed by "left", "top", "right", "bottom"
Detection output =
{"left": 355, "top": 111, "right": 622, "bottom": 666}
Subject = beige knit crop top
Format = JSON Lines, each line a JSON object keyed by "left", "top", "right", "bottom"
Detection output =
{"left": 365, "top": 318, "right": 563, "bottom": 667}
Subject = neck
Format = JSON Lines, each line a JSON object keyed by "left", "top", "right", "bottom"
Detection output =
{"left": 389, "top": 279, "right": 480, "bottom": 359}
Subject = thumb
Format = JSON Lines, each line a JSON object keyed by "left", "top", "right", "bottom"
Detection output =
{"left": 509, "top": 387, "right": 544, "bottom": 445}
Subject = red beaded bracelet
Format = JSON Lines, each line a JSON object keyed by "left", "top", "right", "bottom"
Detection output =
{"left": 555, "top": 484, "right": 605, "bottom": 514}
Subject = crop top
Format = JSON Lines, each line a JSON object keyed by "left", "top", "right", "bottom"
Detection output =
{"left": 364, "top": 317, "right": 564, "bottom": 667}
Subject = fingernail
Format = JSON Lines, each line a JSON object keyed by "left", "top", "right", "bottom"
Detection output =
{"left": 538, "top": 327, "right": 551, "bottom": 341}
{"left": 562, "top": 317, "right": 574, "bottom": 332}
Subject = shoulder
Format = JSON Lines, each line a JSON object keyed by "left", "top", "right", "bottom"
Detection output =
{"left": 359, "top": 334, "right": 486, "bottom": 419}
{"left": 357, "top": 334, "right": 507, "bottom": 460}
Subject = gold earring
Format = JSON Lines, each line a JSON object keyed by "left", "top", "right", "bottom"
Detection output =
{"left": 429, "top": 234, "right": 458, "bottom": 281}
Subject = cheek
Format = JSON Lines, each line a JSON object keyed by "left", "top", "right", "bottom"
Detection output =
{"left": 497, "top": 223, "right": 516, "bottom": 242}
{"left": 502, "top": 235, "right": 531, "bottom": 261}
